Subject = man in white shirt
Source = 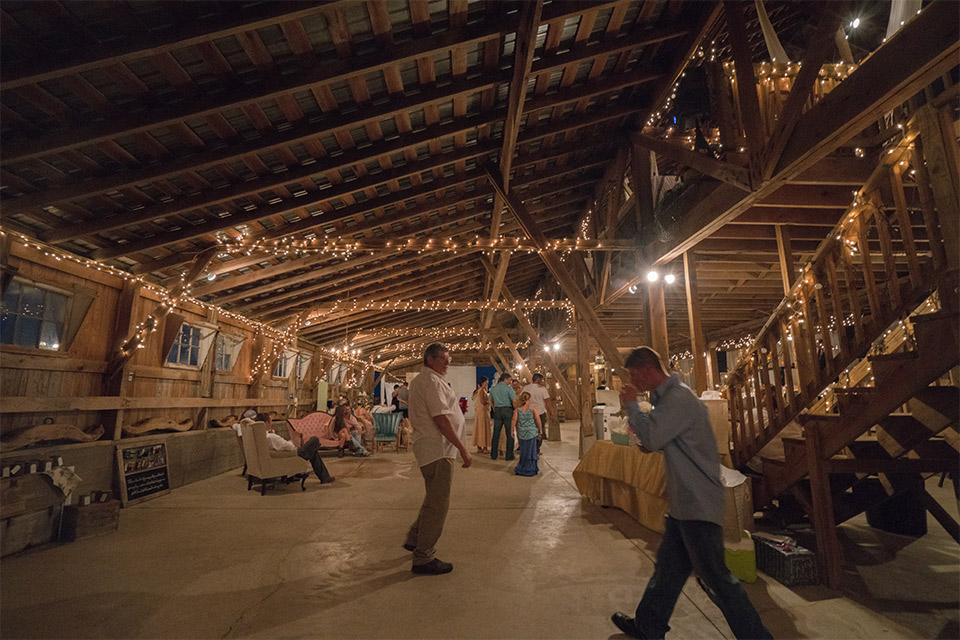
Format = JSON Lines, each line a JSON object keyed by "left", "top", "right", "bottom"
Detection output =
{"left": 522, "top": 373, "right": 554, "bottom": 452}
{"left": 403, "top": 343, "right": 472, "bottom": 575}
{"left": 233, "top": 413, "right": 334, "bottom": 484}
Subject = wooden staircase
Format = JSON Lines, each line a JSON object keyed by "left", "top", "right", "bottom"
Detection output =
{"left": 726, "top": 99, "right": 960, "bottom": 588}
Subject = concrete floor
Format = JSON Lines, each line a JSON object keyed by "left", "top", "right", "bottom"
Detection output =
{"left": 1, "top": 421, "right": 957, "bottom": 639}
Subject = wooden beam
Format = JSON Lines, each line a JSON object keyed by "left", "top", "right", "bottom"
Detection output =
{"left": 2, "top": 1, "right": 617, "bottom": 164}
{"left": 498, "top": 326, "right": 533, "bottom": 382}
{"left": 483, "top": 0, "right": 543, "bottom": 344}
{"left": 648, "top": 281, "right": 669, "bottom": 360}
{"left": 630, "top": 132, "right": 751, "bottom": 191}
{"left": 774, "top": 1, "right": 959, "bottom": 177}
{"left": 723, "top": 0, "right": 765, "bottom": 187}
{"left": 915, "top": 104, "right": 960, "bottom": 270}
{"left": 683, "top": 252, "right": 707, "bottom": 395}
{"left": 806, "top": 425, "right": 844, "bottom": 589}
{"left": 576, "top": 318, "right": 594, "bottom": 457}
{"left": 0, "top": 4, "right": 339, "bottom": 90}
{"left": 485, "top": 165, "right": 625, "bottom": 373}
{"left": 631, "top": 144, "right": 655, "bottom": 236}
{"left": 775, "top": 224, "right": 796, "bottom": 295}
{"left": 477, "top": 255, "right": 578, "bottom": 413}
{"left": 761, "top": 4, "right": 845, "bottom": 180}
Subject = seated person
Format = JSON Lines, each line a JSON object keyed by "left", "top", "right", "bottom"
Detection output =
{"left": 333, "top": 403, "right": 370, "bottom": 457}
{"left": 235, "top": 413, "right": 335, "bottom": 484}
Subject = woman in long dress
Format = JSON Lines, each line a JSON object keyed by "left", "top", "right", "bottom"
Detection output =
{"left": 471, "top": 377, "right": 492, "bottom": 454}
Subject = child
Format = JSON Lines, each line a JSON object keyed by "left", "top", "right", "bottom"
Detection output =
{"left": 512, "top": 391, "right": 543, "bottom": 476}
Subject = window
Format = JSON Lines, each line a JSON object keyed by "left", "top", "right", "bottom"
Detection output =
{"left": 167, "top": 323, "right": 202, "bottom": 366}
{"left": 296, "top": 352, "right": 312, "bottom": 379}
{"left": 273, "top": 349, "right": 297, "bottom": 378}
{"left": 215, "top": 333, "right": 244, "bottom": 372}
{"left": 1, "top": 281, "right": 69, "bottom": 351}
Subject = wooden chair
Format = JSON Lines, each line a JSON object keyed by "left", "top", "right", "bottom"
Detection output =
{"left": 240, "top": 422, "right": 310, "bottom": 495}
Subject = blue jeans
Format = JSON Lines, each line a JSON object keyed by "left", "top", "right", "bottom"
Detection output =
{"left": 490, "top": 407, "right": 515, "bottom": 460}
{"left": 634, "top": 517, "right": 771, "bottom": 640}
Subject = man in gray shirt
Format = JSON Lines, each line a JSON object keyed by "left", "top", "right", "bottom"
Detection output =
{"left": 611, "top": 347, "right": 771, "bottom": 640}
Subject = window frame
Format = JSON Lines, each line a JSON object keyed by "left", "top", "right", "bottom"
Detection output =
{"left": 272, "top": 348, "right": 297, "bottom": 379}
{"left": 1, "top": 278, "right": 72, "bottom": 353}
{"left": 163, "top": 322, "right": 204, "bottom": 371}
{"left": 214, "top": 331, "right": 245, "bottom": 373}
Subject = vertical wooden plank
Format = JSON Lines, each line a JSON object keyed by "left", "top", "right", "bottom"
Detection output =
{"left": 750, "top": 352, "right": 767, "bottom": 438}
{"left": 683, "top": 251, "right": 707, "bottom": 395}
{"left": 706, "top": 343, "right": 721, "bottom": 390}
{"left": 813, "top": 278, "right": 835, "bottom": 377}
{"left": 724, "top": 0, "right": 765, "bottom": 187}
{"left": 767, "top": 331, "right": 786, "bottom": 425}
{"left": 870, "top": 198, "right": 902, "bottom": 309}
{"left": 777, "top": 316, "right": 799, "bottom": 414}
{"left": 799, "top": 291, "right": 823, "bottom": 391}
{"left": 916, "top": 104, "right": 960, "bottom": 270}
{"left": 888, "top": 165, "right": 923, "bottom": 288}
{"left": 806, "top": 425, "right": 844, "bottom": 588}
{"left": 576, "top": 318, "right": 593, "bottom": 458}
{"left": 648, "top": 281, "right": 669, "bottom": 360}
{"left": 631, "top": 145, "right": 654, "bottom": 236}
{"left": 839, "top": 250, "right": 866, "bottom": 346}
{"left": 104, "top": 279, "right": 142, "bottom": 441}
{"left": 776, "top": 224, "right": 796, "bottom": 294}
{"left": 760, "top": 336, "right": 777, "bottom": 437}
{"left": 707, "top": 61, "right": 738, "bottom": 148}
{"left": 855, "top": 216, "right": 883, "bottom": 329}
{"left": 825, "top": 254, "right": 852, "bottom": 362}
{"left": 911, "top": 143, "right": 947, "bottom": 270}
{"left": 790, "top": 315, "right": 812, "bottom": 402}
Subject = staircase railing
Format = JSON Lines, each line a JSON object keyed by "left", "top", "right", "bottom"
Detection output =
{"left": 727, "top": 101, "right": 955, "bottom": 468}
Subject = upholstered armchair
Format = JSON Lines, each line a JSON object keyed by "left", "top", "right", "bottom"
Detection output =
{"left": 240, "top": 422, "right": 310, "bottom": 495}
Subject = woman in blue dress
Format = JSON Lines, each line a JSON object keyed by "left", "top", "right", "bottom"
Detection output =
{"left": 512, "top": 391, "right": 543, "bottom": 476}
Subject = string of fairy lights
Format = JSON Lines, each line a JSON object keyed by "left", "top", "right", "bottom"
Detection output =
{"left": 213, "top": 234, "right": 625, "bottom": 263}
{"left": 727, "top": 123, "right": 922, "bottom": 399}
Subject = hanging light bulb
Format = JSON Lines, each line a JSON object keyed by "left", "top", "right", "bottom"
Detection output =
{"left": 664, "top": 274, "right": 676, "bottom": 285}
{"left": 646, "top": 271, "right": 659, "bottom": 282}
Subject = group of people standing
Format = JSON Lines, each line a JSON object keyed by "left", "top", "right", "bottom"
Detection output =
{"left": 471, "top": 372, "right": 554, "bottom": 476}
{"left": 402, "top": 342, "right": 772, "bottom": 640}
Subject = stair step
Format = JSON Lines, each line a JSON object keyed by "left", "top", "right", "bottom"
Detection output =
{"left": 796, "top": 413, "right": 842, "bottom": 425}
{"left": 846, "top": 439, "right": 892, "bottom": 459}
{"left": 912, "top": 386, "right": 960, "bottom": 422}
{"left": 868, "top": 352, "right": 919, "bottom": 364}
{"left": 909, "top": 310, "right": 956, "bottom": 324}
{"left": 832, "top": 386, "right": 881, "bottom": 395}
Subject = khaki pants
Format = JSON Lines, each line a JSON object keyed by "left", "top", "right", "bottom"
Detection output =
{"left": 406, "top": 457, "right": 455, "bottom": 565}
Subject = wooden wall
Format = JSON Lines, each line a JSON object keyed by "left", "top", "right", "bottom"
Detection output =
{"left": 0, "top": 243, "right": 322, "bottom": 486}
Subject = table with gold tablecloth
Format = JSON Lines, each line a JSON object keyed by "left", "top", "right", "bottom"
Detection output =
{"left": 572, "top": 440, "right": 667, "bottom": 533}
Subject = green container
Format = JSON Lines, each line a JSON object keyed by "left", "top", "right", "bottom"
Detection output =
{"left": 724, "top": 532, "right": 757, "bottom": 583}
{"left": 610, "top": 432, "right": 629, "bottom": 445}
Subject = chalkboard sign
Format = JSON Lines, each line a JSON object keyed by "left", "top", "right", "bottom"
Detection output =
{"left": 116, "top": 439, "right": 171, "bottom": 506}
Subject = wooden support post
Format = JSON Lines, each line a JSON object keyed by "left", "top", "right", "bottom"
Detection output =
{"left": 499, "top": 327, "right": 532, "bottom": 382}
{"left": 577, "top": 318, "right": 594, "bottom": 458}
{"left": 477, "top": 256, "right": 578, "bottom": 413}
{"left": 485, "top": 165, "right": 626, "bottom": 373}
{"left": 706, "top": 60, "right": 738, "bottom": 149}
{"left": 631, "top": 144, "right": 655, "bottom": 238}
{"left": 916, "top": 104, "right": 960, "bottom": 271}
{"left": 648, "top": 281, "right": 669, "bottom": 360}
{"left": 104, "top": 279, "right": 142, "bottom": 441}
{"left": 724, "top": 0, "right": 765, "bottom": 187}
{"left": 683, "top": 251, "right": 707, "bottom": 395}
{"left": 706, "top": 341, "right": 721, "bottom": 390}
{"left": 776, "top": 224, "right": 796, "bottom": 295}
{"left": 806, "top": 426, "right": 844, "bottom": 588}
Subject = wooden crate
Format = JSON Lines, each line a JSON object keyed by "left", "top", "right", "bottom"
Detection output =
{"left": 60, "top": 501, "right": 119, "bottom": 542}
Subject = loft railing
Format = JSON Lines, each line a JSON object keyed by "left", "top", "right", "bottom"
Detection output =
{"left": 727, "top": 98, "right": 956, "bottom": 468}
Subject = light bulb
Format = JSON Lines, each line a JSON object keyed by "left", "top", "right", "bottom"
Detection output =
{"left": 664, "top": 274, "right": 676, "bottom": 284}
{"left": 647, "top": 271, "right": 659, "bottom": 282}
